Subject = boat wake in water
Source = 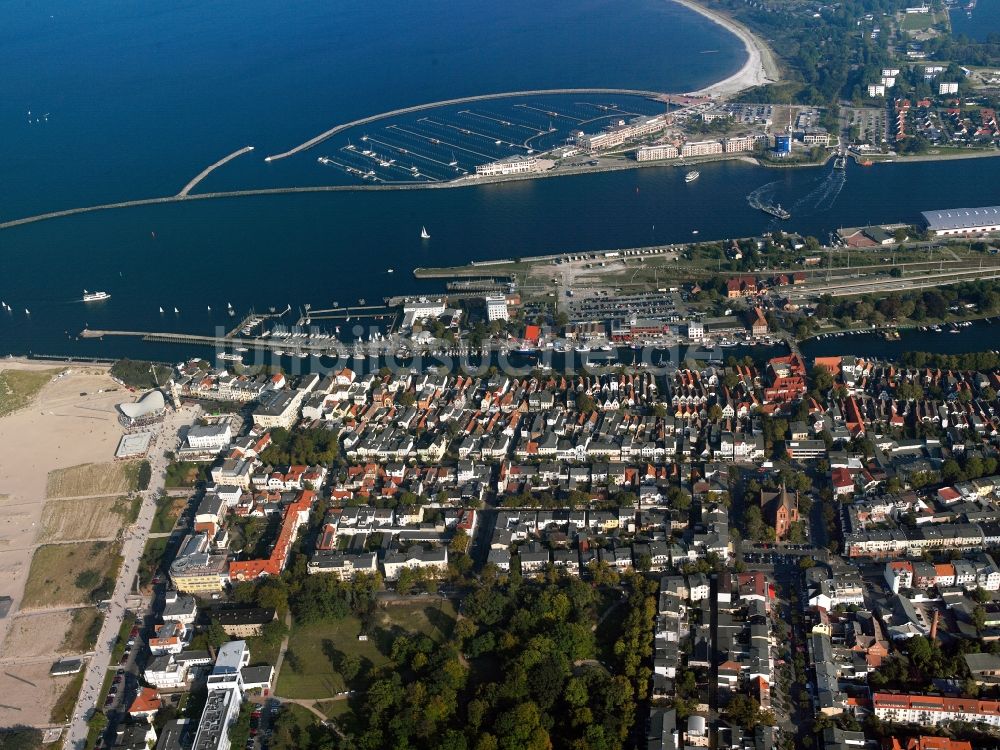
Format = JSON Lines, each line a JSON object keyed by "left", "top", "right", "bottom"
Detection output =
{"left": 746, "top": 180, "right": 780, "bottom": 209}
{"left": 791, "top": 168, "right": 846, "bottom": 214}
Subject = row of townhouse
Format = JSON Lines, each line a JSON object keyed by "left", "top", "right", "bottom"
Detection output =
{"left": 845, "top": 522, "right": 987, "bottom": 558}
{"left": 307, "top": 545, "right": 449, "bottom": 581}
{"left": 884, "top": 553, "right": 1000, "bottom": 592}
{"left": 170, "top": 362, "right": 271, "bottom": 403}
{"left": 873, "top": 692, "right": 1000, "bottom": 727}
{"left": 318, "top": 505, "right": 477, "bottom": 541}
{"left": 811, "top": 360, "right": 1000, "bottom": 434}
{"left": 329, "top": 462, "right": 458, "bottom": 503}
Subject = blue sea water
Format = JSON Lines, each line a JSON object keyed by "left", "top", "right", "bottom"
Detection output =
{"left": 2, "top": 0, "right": 1000, "bottom": 361}
{"left": 950, "top": 0, "right": 1000, "bottom": 41}
{"left": 0, "top": 0, "right": 744, "bottom": 217}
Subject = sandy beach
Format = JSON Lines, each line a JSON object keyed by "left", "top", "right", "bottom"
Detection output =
{"left": 673, "top": 0, "right": 781, "bottom": 98}
{"left": 0, "top": 360, "right": 125, "bottom": 727}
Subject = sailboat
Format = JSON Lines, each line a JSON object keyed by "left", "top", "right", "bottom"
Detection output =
{"left": 159, "top": 306, "right": 164, "bottom": 313}
{"left": 420, "top": 226, "right": 430, "bottom": 239}
{"left": 207, "top": 305, "right": 212, "bottom": 312}
{"left": 174, "top": 307, "right": 179, "bottom": 314}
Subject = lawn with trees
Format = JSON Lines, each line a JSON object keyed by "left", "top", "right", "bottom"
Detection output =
{"left": 329, "top": 571, "right": 656, "bottom": 750}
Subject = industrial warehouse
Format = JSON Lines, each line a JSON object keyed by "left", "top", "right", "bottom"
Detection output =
{"left": 923, "top": 206, "right": 1000, "bottom": 236}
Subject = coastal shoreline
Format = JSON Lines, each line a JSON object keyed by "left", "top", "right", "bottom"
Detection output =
{"left": 672, "top": 0, "right": 781, "bottom": 97}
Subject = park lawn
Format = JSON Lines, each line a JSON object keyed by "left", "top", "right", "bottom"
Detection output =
{"left": 21, "top": 541, "right": 122, "bottom": 609}
{"left": 39, "top": 495, "right": 135, "bottom": 543}
{"left": 276, "top": 601, "right": 456, "bottom": 700}
{"left": 316, "top": 699, "right": 352, "bottom": 720}
{"left": 0, "top": 368, "right": 57, "bottom": 417}
{"left": 244, "top": 630, "right": 283, "bottom": 668}
{"left": 276, "top": 616, "right": 378, "bottom": 699}
{"left": 151, "top": 494, "right": 187, "bottom": 533}
{"left": 46, "top": 462, "right": 139, "bottom": 499}
{"left": 61, "top": 608, "right": 104, "bottom": 653}
{"left": 270, "top": 704, "right": 324, "bottom": 750}
{"left": 371, "top": 598, "right": 457, "bottom": 642}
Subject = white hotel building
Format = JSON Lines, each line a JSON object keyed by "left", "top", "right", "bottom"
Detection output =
{"left": 575, "top": 114, "right": 666, "bottom": 151}
{"left": 475, "top": 155, "right": 539, "bottom": 177}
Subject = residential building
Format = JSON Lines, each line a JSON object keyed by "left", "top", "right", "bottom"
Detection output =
{"left": 382, "top": 546, "right": 448, "bottom": 580}
{"left": 307, "top": 551, "right": 379, "bottom": 579}
{"left": 873, "top": 692, "right": 1000, "bottom": 727}
{"left": 680, "top": 140, "right": 724, "bottom": 157}
{"left": 210, "top": 607, "right": 276, "bottom": 638}
{"left": 636, "top": 144, "right": 679, "bottom": 161}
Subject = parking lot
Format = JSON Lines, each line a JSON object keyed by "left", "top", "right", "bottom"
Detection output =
{"left": 845, "top": 107, "right": 887, "bottom": 144}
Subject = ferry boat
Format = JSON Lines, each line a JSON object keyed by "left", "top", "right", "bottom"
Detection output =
{"left": 833, "top": 155, "right": 847, "bottom": 170}
{"left": 82, "top": 290, "right": 110, "bottom": 302}
{"left": 685, "top": 171, "right": 700, "bottom": 183}
{"left": 218, "top": 353, "right": 242, "bottom": 362}
{"left": 761, "top": 203, "right": 791, "bottom": 220}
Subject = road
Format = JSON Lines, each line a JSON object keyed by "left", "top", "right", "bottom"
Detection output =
{"left": 63, "top": 403, "right": 198, "bottom": 750}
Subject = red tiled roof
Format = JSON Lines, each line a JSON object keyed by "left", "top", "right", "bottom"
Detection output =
{"left": 129, "top": 687, "right": 161, "bottom": 714}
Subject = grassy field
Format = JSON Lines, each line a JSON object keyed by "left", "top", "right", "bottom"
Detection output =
{"left": 164, "top": 461, "right": 209, "bottom": 489}
{"left": 39, "top": 495, "right": 137, "bottom": 543}
{"left": 0, "top": 368, "right": 57, "bottom": 418}
{"left": 21, "top": 541, "right": 122, "bottom": 609}
{"left": 270, "top": 703, "right": 324, "bottom": 750}
{"left": 151, "top": 494, "right": 187, "bottom": 533}
{"left": 316, "top": 699, "right": 352, "bottom": 720}
{"left": 899, "top": 10, "right": 936, "bottom": 30}
{"left": 46, "top": 462, "right": 139, "bottom": 499}
{"left": 276, "top": 601, "right": 456, "bottom": 700}
{"left": 49, "top": 669, "right": 85, "bottom": 724}
{"left": 139, "top": 536, "right": 171, "bottom": 588}
{"left": 61, "top": 608, "right": 104, "bottom": 653}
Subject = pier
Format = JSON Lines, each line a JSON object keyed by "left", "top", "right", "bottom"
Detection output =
{"left": 295, "top": 304, "right": 396, "bottom": 325}
{"left": 263, "top": 87, "right": 668, "bottom": 162}
{"left": 178, "top": 146, "right": 255, "bottom": 196}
